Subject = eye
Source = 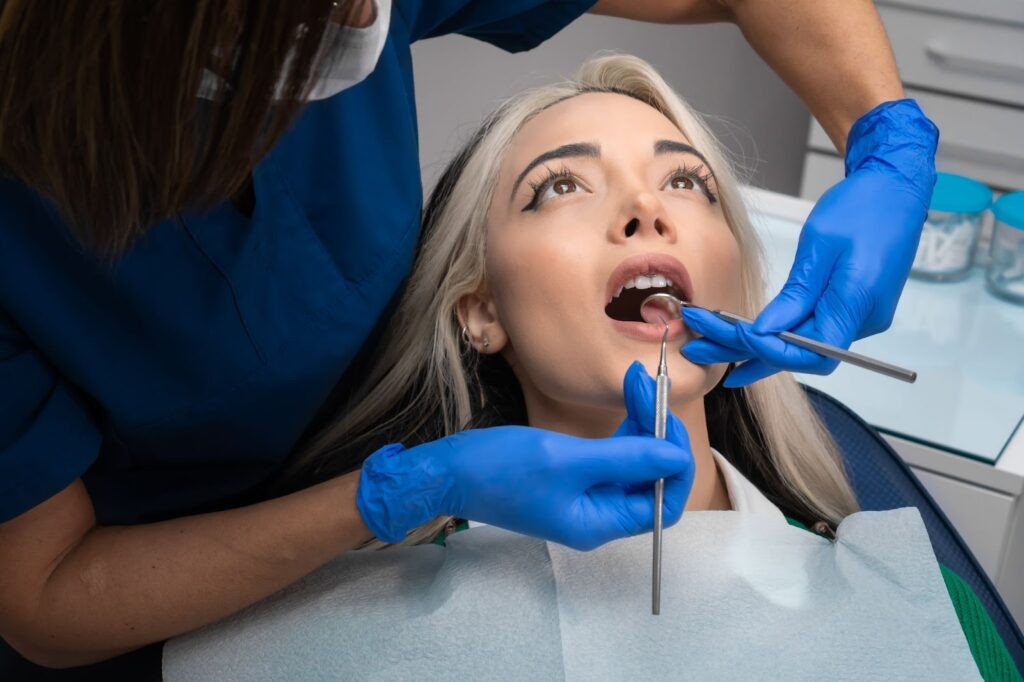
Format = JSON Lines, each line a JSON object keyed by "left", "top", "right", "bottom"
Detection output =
{"left": 668, "top": 174, "right": 696, "bottom": 191}
{"left": 661, "top": 165, "right": 717, "bottom": 204}
{"left": 523, "top": 166, "right": 588, "bottom": 212}
{"left": 543, "top": 177, "right": 580, "bottom": 201}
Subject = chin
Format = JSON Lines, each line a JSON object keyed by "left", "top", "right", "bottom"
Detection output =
{"left": 669, "top": 357, "right": 725, "bottom": 402}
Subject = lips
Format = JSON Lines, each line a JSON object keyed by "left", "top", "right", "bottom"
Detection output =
{"left": 604, "top": 253, "right": 694, "bottom": 304}
{"left": 603, "top": 253, "right": 695, "bottom": 342}
{"left": 608, "top": 315, "right": 688, "bottom": 342}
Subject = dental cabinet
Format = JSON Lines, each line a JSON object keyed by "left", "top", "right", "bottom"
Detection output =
{"left": 745, "top": 186, "right": 1024, "bottom": 630}
{"left": 800, "top": 0, "right": 1024, "bottom": 201}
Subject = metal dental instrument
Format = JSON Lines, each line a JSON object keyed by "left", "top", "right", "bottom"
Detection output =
{"left": 652, "top": 325, "right": 670, "bottom": 616}
{"left": 639, "top": 292, "right": 917, "bottom": 384}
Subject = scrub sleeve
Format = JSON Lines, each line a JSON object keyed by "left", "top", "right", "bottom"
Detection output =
{"left": 0, "top": 0, "right": 596, "bottom": 678}
{"left": 0, "top": 310, "right": 102, "bottom": 520}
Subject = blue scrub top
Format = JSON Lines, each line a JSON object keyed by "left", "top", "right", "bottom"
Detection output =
{"left": 0, "top": 0, "right": 596, "bottom": 525}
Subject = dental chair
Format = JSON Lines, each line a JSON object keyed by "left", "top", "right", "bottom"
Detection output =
{"left": 803, "top": 384, "right": 1024, "bottom": 675}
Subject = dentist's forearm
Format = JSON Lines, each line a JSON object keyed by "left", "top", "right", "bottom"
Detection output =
{"left": 723, "top": 0, "right": 904, "bottom": 152}
{"left": 2, "top": 472, "right": 372, "bottom": 668}
{"left": 591, "top": 0, "right": 905, "bottom": 152}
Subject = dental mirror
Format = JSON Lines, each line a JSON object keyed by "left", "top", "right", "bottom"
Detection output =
{"left": 642, "top": 292, "right": 918, "bottom": 383}
{"left": 640, "top": 292, "right": 684, "bottom": 325}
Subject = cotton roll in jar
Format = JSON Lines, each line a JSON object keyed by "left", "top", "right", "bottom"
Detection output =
{"left": 910, "top": 172, "right": 992, "bottom": 282}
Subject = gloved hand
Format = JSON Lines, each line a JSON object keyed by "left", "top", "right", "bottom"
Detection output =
{"left": 611, "top": 361, "right": 693, "bottom": 499}
{"left": 356, "top": 364, "right": 695, "bottom": 551}
{"left": 681, "top": 99, "right": 939, "bottom": 387}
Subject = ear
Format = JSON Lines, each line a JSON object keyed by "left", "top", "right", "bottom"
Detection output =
{"left": 456, "top": 291, "right": 508, "bottom": 354}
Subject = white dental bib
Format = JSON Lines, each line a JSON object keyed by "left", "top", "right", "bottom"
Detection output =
{"left": 164, "top": 507, "right": 979, "bottom": 681}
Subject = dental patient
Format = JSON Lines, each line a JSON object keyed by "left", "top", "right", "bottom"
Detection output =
{"left": 165, "top": 56, "right": 1019, "bottom": 681}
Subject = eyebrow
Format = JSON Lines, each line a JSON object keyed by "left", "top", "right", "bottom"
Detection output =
{"left": 509, "top": 139, "right": 714, "bottom": 203}
{"left": 510, "top": 142, "right": 600, "bottom": 203}
{"left": 654, "top": 139, "right": 712, "bottom": 169}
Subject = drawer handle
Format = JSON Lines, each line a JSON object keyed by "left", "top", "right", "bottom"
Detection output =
{"left": 925, "top": 42, "right": 1024, "bottom": 83}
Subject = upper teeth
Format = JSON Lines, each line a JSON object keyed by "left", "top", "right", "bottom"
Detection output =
{"left": 615, "top": 273, "right": 673, "bottom": 298}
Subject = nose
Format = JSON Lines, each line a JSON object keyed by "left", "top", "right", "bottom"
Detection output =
{"left": 609, "top": 190, "right": 677, "bottom": 244}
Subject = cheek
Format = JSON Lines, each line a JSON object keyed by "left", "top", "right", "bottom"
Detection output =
{"left": 487, "top": 230, "right": 579, "bottom": 358}
{"left": 486, "top": 231, "right": 584, "bottom": 319}
{"left": 687, "top": 230, "right": 743, "bottom": 393}
{"left": 485, "top": 229, "right": 623, "bottom": 408}
{"left": 702, "top": 231, "right": 745, "bottom": 311}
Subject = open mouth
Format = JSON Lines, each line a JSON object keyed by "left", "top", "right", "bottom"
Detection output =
{"left": 605, "top": 275, "right": 687, "bottom": 322}
{"left": 604, "top": 254, "right": 694, "bottom": 323}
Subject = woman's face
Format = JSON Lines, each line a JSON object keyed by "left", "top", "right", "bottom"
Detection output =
{"left": 469, "top": 92, "right": 743, "bottom": 422}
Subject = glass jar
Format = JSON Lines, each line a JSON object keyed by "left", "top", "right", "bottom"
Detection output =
{"left": 986, "top": 191, "right": 1024, "bottom": 305}
{"left": 911, "top": 172, "right": 992, "bottom": 282}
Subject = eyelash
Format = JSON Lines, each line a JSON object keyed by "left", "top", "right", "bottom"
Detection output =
{"left": 523, "top": 164, "right": 577, "bottom": 212}
{"left": 522, "top": 162, "right": 718, "bottom": 212}
{"left": 666, "top": 163, "right": 718, "bottom": 204}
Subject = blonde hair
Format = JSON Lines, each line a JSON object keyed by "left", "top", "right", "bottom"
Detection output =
{"left": 281, "top": 54, "right": 860, "bottom": 549}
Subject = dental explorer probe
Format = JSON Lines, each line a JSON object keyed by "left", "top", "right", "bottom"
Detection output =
{"left": 652, "top": 326, "right": 670, "bottom": 616}
{"left": 640, "top": 293, "right": 917, "bottom": 384}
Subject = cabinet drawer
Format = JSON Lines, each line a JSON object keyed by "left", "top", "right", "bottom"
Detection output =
{"left": 879, "top": 4, "right": 1024, "bottom": 107}
{"left": 909, "top": 466, "right": 1014, "bottom": 580}
{"left": 808, "top": 89, "right": 1024, "bottom": 191}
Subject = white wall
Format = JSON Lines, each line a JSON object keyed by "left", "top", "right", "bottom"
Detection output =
{"left": 411, "top": 13, "right": 813, "bottom": 196}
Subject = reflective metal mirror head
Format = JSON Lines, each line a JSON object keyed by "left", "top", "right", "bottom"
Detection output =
{"left": 640, "top": 292, "right": 684, "bottom": 325}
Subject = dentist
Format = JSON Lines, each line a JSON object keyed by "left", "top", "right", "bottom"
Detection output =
{"left": 0, "top": 1, "right": 936, "bottom": 677}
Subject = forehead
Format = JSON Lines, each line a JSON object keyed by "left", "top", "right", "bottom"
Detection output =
{"left": 506, "top": 92, "right": 687, "bottom": 165}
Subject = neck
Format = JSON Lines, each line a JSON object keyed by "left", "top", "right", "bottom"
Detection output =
{"left": 521, "top": 383, "right": 732, "bottom": 512}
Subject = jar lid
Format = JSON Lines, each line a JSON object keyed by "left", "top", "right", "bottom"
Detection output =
{"left": 930, "top": 172, "right": 992, "bottom": 214}
{"left": 993, "top": 192, "right": 1024, "bottom": 231}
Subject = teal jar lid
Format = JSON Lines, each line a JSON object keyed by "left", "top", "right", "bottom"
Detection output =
{"left": 930, "top": 172, "right": 992, "bottom": 214}
{"left": 993, "top": 192, "right": 1024, "bottom": 231}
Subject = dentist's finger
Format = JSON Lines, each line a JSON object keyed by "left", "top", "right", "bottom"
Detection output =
{"left": 680, "top": 338, "right": 753, "bottom": 364}
{"left": 575, "top": 436, "right": 694, "bottom": 487}
{"left": 680, "top": 306, "right": 747, "bottom": 347}
{"left": 722, "top": 358, "right": 778, "bottom": 388}
{"left": 620, "top": 361, "right": 690, "bottom": 446}
{"left": 587, "top": 466, "right": 694, "bottom": 536}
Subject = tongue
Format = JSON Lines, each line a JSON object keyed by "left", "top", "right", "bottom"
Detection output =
{"left": 639, "top": 293, "right": 682, "bottom": 324}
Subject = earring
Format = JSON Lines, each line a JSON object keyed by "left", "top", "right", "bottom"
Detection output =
{"left": 460, "top": 326, "right": 471, "bottom": 345}
{"left": 482, "top": 335, "right": 490, "bottom": 350}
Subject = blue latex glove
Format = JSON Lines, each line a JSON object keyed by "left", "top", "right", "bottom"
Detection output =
{"left": 611, "top": 361, "right": 693, "bottom": 497}
{"left": 356, "top": 371, "right": 695, "bottom": 551}
{"left": 682, "top": 99, "right": 938, "bottom": 388}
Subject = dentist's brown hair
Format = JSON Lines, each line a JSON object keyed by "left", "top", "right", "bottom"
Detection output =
{"left": 0, "top": 0, "right": 357, "bottom": 257}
